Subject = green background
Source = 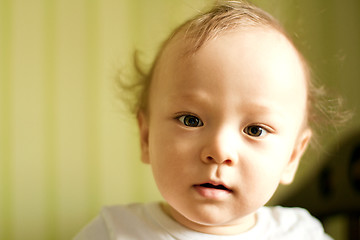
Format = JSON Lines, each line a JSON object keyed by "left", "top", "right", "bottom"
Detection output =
{"left": 0, "top": 0, "right": 359, "bottom": 239}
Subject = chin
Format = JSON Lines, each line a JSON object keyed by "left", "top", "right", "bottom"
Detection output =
{"left": 184, "top": 206, "right": 239, "bottom": 226}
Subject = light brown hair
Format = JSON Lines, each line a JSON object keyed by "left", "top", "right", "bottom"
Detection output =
{"left": 116, "top": 0, "right": 349, "bottom": 145}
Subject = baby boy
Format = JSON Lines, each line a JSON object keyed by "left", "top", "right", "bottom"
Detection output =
{"left": 76, "top": 1, "right": 333, "bottom": 239}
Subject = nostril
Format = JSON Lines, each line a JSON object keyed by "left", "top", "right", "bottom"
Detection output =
{"left": 224, "top": 159, "right": 232, "bottom": 165}
{"left": 205, "top": 156, "right": 232, "bottom": 165}
{"left": 206, "top": 156, "right": 214, "bottom": 161}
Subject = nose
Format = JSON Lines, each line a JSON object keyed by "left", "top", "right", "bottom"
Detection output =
{"left": 200, "top": 127, "right": 239, "bottom": 166}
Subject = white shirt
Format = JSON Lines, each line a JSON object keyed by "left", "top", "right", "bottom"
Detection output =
{"left": 74, "top": 202, "right": 333, "bottom": 240}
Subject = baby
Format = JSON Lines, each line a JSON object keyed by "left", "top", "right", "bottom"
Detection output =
{"left": 76, "top": 1, "right": 334, "bottom": 239}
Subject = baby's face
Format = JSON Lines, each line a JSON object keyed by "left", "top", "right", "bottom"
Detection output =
{"left": 138, "top": 28, "right": 311, "bottom": 234}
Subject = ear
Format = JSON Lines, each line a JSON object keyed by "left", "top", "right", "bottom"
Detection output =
{"left": 137, "top": 111, "right": 150, "bottom": 164}
{"left": 280, "top": 128, "right": 312, "bottom": 185}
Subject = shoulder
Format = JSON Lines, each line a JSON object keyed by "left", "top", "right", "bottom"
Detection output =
{"left": 258, "top": 206, "right": 333, "bottom": 239}
{"left": 73, "top": 214, "right": 110, "bottom": 240}
{"left": 263, "top": 206, "right": 319, "bottom": 227}
{"left": 73, "top": 202, "right": 171, "bottom": 240}
{"left": 73, "top": 203, "right": 146, "bottom": 240}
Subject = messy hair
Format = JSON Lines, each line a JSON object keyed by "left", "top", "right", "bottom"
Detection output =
{"left": 116, "top": 0, "right": 350, "bottom": 145}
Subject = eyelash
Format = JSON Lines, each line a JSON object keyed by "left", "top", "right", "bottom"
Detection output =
{"left": 175, "top": 114, "right": 271, "bottom": 137}
{"left": 243, "top": 125, "right": 269, "bottom": 137}
{"left": 176, "top": 114, "right": 204, "bottom": 127}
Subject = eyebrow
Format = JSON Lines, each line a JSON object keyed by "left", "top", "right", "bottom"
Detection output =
{"left": 168, "top": 91, "right": 212, "bottom": 105}
{"left": 168, "top": 92, "right": 288, "bottom": 120}
{"left": 242, "top": 100, "right": 287, "bottom": 116}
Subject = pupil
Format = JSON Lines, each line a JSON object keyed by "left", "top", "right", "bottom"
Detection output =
{"left": 251, "top": 127, "right": 258, "bottom": 134}
{"left": 185, "top": 116, "right": 198, "bottom": 126}
{"left": 250, "top": 126, "right": 261, "bottom": 136}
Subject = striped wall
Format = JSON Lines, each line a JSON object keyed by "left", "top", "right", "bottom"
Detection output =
{"left": 0, "top": 0, "right": 359, "bottom": 239}
{"left": 0, "top": 0, "right": 209, "bottom": 238}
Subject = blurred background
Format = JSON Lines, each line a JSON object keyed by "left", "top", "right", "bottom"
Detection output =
{"left": 0, "top": 0, "right": 359, "bottom": 239}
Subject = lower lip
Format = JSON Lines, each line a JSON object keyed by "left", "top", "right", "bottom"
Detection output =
{"left": 193, "top": 185, "right": 232, "bottom": 200}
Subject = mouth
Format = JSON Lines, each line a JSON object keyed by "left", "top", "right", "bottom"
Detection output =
{"left": 198, "top": 182, "right": 232, "bottom": 192}
{"left": 193, "top": 182, "right": 233, "bottom": 200}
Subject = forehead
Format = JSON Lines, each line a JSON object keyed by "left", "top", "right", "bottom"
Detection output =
{"left": 150, "top": 27, "right": 307, "bottom": 118}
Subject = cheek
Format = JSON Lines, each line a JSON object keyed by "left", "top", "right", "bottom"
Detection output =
{"left": 149, "top": 121, "right": 201, "bottom": 162}
{"left": 147, "top": 126, "right": 199, "bottom": 188}
{"left": 242, "top": 140, "right": 295, "bottom": 187}
{"left": 238, "top": 162, "right": 285, "bottom": 208}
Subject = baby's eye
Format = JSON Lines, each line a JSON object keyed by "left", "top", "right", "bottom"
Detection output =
{"left": 178, "top": 115, "right": 203, "bottom": 127}
{"left": 244, "top": 125, "right": 267, "bottom": 137}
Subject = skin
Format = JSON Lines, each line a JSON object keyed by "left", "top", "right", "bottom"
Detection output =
{"left": 138, "top": 27, "right": 312, "bottom": 235}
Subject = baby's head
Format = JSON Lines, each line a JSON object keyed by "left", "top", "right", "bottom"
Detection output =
{"left": 136, "top": 0, "right": 313, "bottom": 120}
{"left": 123, "top": 0, "right": 333, "bottom": 235}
